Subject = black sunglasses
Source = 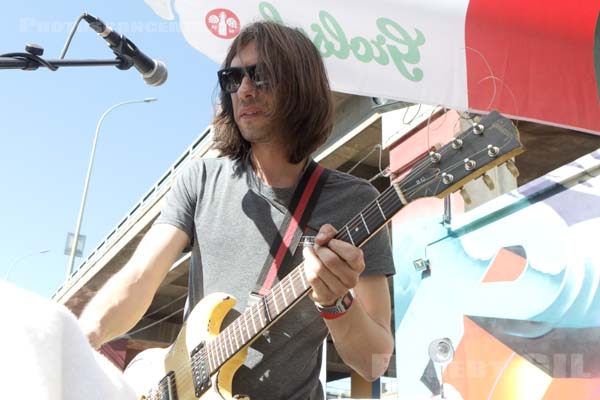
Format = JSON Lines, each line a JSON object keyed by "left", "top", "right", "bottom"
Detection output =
{"left": 217, "top": 64, "right": 267, "bottom": 94}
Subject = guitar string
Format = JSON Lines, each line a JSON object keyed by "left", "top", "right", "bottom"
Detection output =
{"left": 144, "top": 127, "right": 513, "bottom": 393}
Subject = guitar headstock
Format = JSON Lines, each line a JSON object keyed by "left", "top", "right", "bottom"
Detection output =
{"left": 396, "top": 110, "right": 524, "bottom": 201}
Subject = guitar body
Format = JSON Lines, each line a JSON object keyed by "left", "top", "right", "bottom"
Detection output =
{"left": 124, "top": 292, "right": 250, "bottom": 400}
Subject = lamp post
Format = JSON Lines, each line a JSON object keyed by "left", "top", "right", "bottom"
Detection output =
{"left": 66, "top": 98, "right": 158, "bottom": 279}
{"left": 5, "top": 249, "right": 50, "bottom": 282}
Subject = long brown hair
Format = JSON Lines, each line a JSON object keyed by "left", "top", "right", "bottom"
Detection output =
{"left": 212, "top": 21, "right": 333, "bottom": 164}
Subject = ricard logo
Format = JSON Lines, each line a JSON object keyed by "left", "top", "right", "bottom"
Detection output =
{"left": 206, "top": 8, "right": 240, "bottom": 39}
{"left": 259, "top": 2, "right": 425, "bottom": 81}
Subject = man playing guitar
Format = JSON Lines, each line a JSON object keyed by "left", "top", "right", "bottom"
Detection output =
{"left": 79, "top": 20, "right": 395, "bottom": 399}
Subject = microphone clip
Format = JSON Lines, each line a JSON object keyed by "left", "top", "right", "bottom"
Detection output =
{"left": 110, "top": 38, "right": 136, "bottom": 71}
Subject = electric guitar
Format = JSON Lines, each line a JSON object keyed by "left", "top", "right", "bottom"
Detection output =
{"left": 123, "top": 111, "right": 524, "bottom": 399}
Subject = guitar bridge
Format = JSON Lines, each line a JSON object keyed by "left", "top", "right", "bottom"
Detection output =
{"left": 145, "top": 370, "right": 178, "bottom": 400}
{"left": 190, "top": 342, "right": 212, "bottom": 397}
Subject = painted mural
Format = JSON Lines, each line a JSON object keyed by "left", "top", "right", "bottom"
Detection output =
{"left": 392, "top": 149, "right": 600, "bottom": 399}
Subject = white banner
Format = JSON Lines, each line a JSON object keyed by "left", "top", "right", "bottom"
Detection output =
{"left": 145, "top": 0, "right": 600, "bottom": 135}
{"left": 146, "top": 0, "right": 470, "bottom": 109}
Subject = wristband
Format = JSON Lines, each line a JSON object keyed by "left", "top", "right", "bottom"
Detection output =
{"left": 315, "top": 290, "right": 354, "bottom": 320}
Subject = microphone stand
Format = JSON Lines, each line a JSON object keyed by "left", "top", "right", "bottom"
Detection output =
{"left": 1, "top": 12, "right": 134, "bottom": 72}
{"left": 0, "top": 54, "right": 130, "bottom": 71}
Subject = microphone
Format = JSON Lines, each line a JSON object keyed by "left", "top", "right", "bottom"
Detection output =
{"left": 82, "top": 13, "right": 167, "bottom": 86}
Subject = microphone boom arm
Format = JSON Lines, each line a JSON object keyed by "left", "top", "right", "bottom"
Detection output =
{"left": 1, "top": 12, "right": 166, "bottom": 86}
{"left": 0, "top": 54, "right": 131, "bottom": 71}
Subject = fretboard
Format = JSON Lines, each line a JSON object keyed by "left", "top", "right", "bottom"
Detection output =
{"left": 201, "top": 182, "right": 407, "bottom": 373}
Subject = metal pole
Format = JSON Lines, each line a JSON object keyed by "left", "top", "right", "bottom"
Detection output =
{"left": 5, "top": 249, "right": 50, "bottom": 282}
{"left": 66, "top": 98, "right": 158, "bottom": 279}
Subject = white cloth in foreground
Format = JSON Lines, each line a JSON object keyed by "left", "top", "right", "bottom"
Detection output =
{"left": 0, "top": 281, "right": 136, "bottom": 400}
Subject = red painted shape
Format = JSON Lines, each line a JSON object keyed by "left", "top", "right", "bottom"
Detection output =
{"left": 543, "top": 378, "right": 600, "bottom": 399}
{"left": 445, "top": 317, "right": 517, "bottom": 399}
{"left": 482, "top": 247, "right": 527, "bottom": 283}
{"left": 465, "top": 0, "right": 600, "bottom": 134}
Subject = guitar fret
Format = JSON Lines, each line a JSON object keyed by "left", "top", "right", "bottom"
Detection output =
{"left": 221, "top": 334, "right": 228, "bottom": 360}
{"left": 207, "top": 342, "right": 213, "bottom": 371}
{"left": 243, "top": 313, "right": 252, "bottom": 340}
{"left": 217, "top": 337, "right": 225, "bottom": 365}
{"left": 359, "top": 212, "right": 371, "bottom": 234}
{"left": 227, "top": 328, "right": 234, "bottom": 355}
{"left": 251, "top": 305, "right": 259, "bottom": 333}
{"left": 345, "top": 225, "right": 356, "bottom": 245}
{"left": 281, "top": 283, "right": 289, "bottom": 307}
{"left": 262, "top": 296, "right": 272, "bottom": 323}
{"left": 375, "top": 199, "right": 386, "bottom": 219}
{"left": 232, "top": 323, "right": 240, "bottom": 349}
{"left": 272, "top": 293, "right": 280, "bottom": 315}
{"left": 290, "top": 277, "right": 298, "bottom": 297}
{"left": 300, "top": 267, "right": 308, "bottom": 290}
{"left": 257, "top": 303, "right": 266, "bottom": 327}
{"left": 212, "top": 343, "right": 217, "bottom": 371}
{"left": 213, "top": 340, "right": 218, "bottom": 367}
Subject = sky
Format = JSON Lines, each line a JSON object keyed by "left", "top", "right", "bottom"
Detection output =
{"left": 0, "top": 0, "right": 220, "bottom": 297}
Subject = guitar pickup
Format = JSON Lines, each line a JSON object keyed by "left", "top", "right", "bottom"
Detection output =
{"left": 190, "top": 342, "right": 212, "bottom": 397}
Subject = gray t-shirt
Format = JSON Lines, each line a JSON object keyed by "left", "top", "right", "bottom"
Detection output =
{"left": 156, "top": 156, "right": 395, "bottom": 399}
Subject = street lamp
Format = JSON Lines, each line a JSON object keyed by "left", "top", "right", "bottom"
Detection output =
{"left": 66, "top": 98, "right": 158, "bottom": 279}
{"left": 5, "top": 249, "right": 50, "bottom": 282}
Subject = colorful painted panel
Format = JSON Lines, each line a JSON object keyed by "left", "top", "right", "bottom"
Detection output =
{"left": 393, "top": 149, "right": 600, "bottom": 399}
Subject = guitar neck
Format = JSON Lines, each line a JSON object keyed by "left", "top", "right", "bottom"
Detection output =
{"left": 204, "top": 184, "right": 406, "bottom": 373}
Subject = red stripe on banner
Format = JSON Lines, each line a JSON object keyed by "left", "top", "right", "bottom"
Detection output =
{"left": 465, "top": 0, "right": 600, "bottom": 134}
{"left": 258, "top": 165, "right": 324, "bottom": 295}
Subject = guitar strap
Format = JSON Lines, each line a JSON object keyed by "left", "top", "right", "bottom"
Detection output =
{"left": 251, "top": 159, "right": 329, "bottom": 298}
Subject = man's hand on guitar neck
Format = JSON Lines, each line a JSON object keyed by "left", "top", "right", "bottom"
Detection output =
{"left": 303, "top": 224, "right": 364, "bottom": 307}
{"left": 303, "top": 224, "right": 394, "bottom": 381}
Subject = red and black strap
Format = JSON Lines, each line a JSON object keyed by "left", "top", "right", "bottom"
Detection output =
{"left": 253, "top": 160, "right": 329, "bottom": 296}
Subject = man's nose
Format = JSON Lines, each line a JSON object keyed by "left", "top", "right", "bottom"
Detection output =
{"left": 236, "top": 74, "right": 256, "bottom": 98}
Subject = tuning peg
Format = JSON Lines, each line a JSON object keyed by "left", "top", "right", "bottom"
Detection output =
{"left": 429, "top": 151, "right": 441, "bottom": 163}
{"left": 452, "top": 138, "right": 463, "bottom": 149}
{"left": 464, "top": 158, "right": 476, "bottom": 170}
{"left": 441, "top": 172, "right": 454, "bottom": 185}
{"left": 487, "top": 144, "right": 500, "bottom": 157}
{"left": 482, "top": 174, "right": 495, "bottom": 191}
{"left": 472, "top": 123, "right": 485, "bottom": 135}
{"left": 460, "top": 188, "right": 472, "bottom": 205}
{"left": 505, "top": 160, "right": 519, "bottom": 178}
